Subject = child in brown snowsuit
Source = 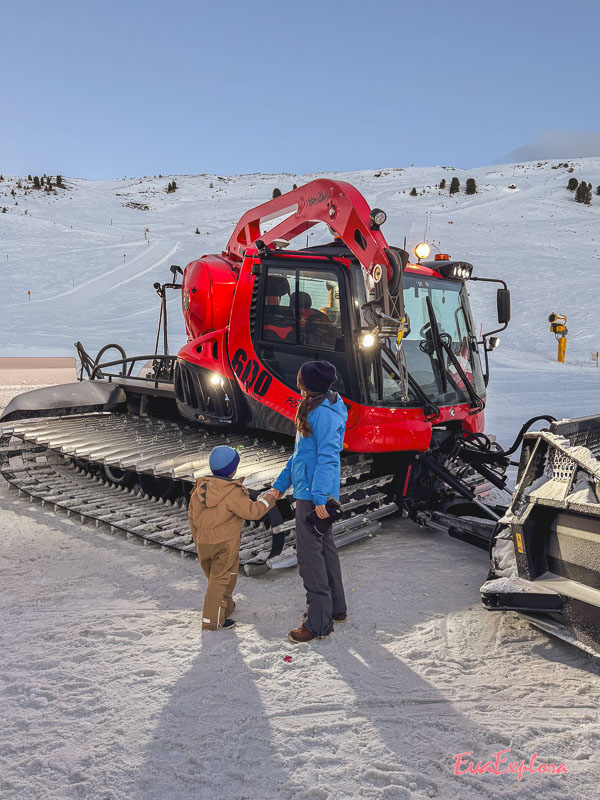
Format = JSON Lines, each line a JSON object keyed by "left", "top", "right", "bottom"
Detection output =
{"left": 189, "top": 445, "right": 276, "bottom": 630}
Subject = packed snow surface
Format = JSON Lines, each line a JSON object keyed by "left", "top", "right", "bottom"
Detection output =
{"left": 2, "top": 161, "right": 600, "bottom": 798}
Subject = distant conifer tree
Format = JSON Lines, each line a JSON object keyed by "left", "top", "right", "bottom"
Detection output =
{"left": 567, "top": 177, "right": 578, "bottom": 191}
{"left": 596, "top": 185, "right": 600, "bottom": 196}
{"left": 292, "top": 183, "right": 298, "bottom": 190}
{"left": 33, "top": 176, "right": 40, "bottom": 188}
{"left": 272, "top": 187, "right": 282, "bottom": 198}
{"left": 409, "top": 187, "right": 418, "bottom": 196}
{"left": 27, "top": 174, "right": 32, "bottom": 181}
{"left": 575, "top": 181, "right": 592, "bottom": 205}
{"left": 449, "top": 177, "right": 460, "bottom": 194}
{"left": 195, "top": 227, "right": 200, "bottom": 234}
{"left": 0, "top": 174, "right": 4, "bottom": 181}
{"left": 56, "top": 175, "right": 63, "bottom": 186}
{"left": 209, "top": 182, "right": 214, "bottom": 189}
{"left": 439, "top": 178, "right": 446, "bottom": 189}
{"left": 11, "top": 189, "right": 15, "bottom": 197}
{"left": 171, "top": 180, "right": 177, "bottom": 190}
{"left": 465, "top": 178, "right": 477, "bottom": 194}
{"left": 41, "top": 176, "right": 45, "bottom": 186}
{"left": 2, "top": 207, "right": 6, "bottom": 213}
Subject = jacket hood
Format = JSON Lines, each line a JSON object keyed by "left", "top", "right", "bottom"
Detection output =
{"left": 315, "top": 393, "right": 348, "bottom": 423}
{"left": 194, "top": 476, "right": 243, "bottom": 508}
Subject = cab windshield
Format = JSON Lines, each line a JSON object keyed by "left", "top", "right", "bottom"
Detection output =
{"left": 364, "top": 274, "right": 486, "bottom": 407}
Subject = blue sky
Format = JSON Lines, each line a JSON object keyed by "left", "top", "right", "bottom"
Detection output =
{"left": 3, "top": 0, "right": 600, "bottom": 179}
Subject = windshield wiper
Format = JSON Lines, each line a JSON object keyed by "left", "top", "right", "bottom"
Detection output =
{"left": 421, "top": 296, "right": 485, "bottom": 414}
{"left": 424, "top": 296, "right": 448, "bottom": 393}
{"left": 438, "top": 333, "right": 486, "bottom": 414}
{"left": 380, "top": 342, "right": 441, "bottom": 420}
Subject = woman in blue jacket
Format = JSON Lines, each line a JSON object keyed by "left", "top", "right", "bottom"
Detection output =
{"left": 272, "top": 360, "right": 348, "bottom": 643}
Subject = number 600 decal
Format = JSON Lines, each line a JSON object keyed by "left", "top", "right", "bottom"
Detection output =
{"left": 231, "top": 348, "right": 272, "bottom": 397}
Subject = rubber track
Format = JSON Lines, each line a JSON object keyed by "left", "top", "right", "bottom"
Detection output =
{"left": 0, "top": 413, "right": 397, "bottom": 569}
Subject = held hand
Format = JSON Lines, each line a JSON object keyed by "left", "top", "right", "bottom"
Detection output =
{"left": 315, "top": 504, "right": 330, "bottom": 519}
{"left": 270, "top": 488, "right": 283, "bottom": 500}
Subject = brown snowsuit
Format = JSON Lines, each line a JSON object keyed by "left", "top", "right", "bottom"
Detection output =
{"left": 189, "top": 476, "right": 275, "bottom": 630}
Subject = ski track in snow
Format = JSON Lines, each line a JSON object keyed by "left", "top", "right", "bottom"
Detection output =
{"left": 1, "top": 162, "right": 600, "bottom": 798}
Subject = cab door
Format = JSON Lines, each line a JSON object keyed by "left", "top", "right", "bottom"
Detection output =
{"left": 255, "top": 260, "right": 356, "bottom": 397}
{"left": 227, "top": 255, "right": 358, "bottom": 436}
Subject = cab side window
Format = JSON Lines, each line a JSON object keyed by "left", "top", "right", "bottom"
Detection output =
{"left": 257, "top": 265, "right": 351, "bottom": 396}
{"left": 261, "top": 268, "right": 296, "bottom": 342}
{"left": 297, "top": 270, "right": 343, "bottom": 351}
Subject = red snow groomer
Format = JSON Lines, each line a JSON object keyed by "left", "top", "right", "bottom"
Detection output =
{"left": 2, "top": 180, "right": 598, "bottom": 655}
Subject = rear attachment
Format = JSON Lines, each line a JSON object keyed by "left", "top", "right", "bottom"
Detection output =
{"left": 482, "top": 414, "right": 600, "bottom": 656}
{"left": 0, "top": 413, "right": 396, "bottom": 573}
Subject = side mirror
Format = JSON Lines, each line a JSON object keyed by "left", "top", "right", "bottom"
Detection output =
{"left": 497, "top": 288, "right": 511, "bottom": 325}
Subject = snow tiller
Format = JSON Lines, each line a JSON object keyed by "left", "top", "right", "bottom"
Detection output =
{"left": 482, "top": 415, "right": 600, "bottom": 655}
{"left": 2, "top": 179, "right": 597, "bottom": 653}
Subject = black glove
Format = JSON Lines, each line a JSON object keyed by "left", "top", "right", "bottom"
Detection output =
{"left": 306, "top": 498, "right": 343, "bottom": 536}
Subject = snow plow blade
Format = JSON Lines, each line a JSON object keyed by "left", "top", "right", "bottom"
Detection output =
{"left": 0, "top": 381, "right": 126, "bottom": 423}
{"left": 482, "top": 414, "right": 600, "bottom": 657}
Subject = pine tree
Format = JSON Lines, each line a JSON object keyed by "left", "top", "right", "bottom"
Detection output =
{"left": 195, "top": 227, "right": 200, "bottom": 234}
{"left": 1, "top": 207, "right": 6, "bottom": 213}
{"left": 596, "top": 185, "right": 600, "bottom": 196}
{"left": 439, "top": 178, "right": 446, "bottom": 189}
{"left": 449, "top": 177, "right": 460, "bottom": 194}
{"left": 40, "top": 176, "right": 45, "bottom": 186}
{"left": 409, "top": 187, "right": 418, "bottom": 196}
{"left": 465, "top": 178, "right": 477, "bottom": 195}
{"left": 0, "top": 175, "right": 4, "bottom": 181}
{"left": 209, "top": 182, "right": 214, "bottom": 189}
{"left": 33, "top": 176, "right": 40, "bottom": 188}
{"left": 171, "top": 180, "right": 177, "bottom": 191}
{"left": 567, "top": 177, "right": 578, "bottom": 191}
{"left": 272, "top": 187, "right": 282, "bottom": 198}
{"left": 575, "top": 181, "right": 592, "bottom": 205}
{"left": 27, "top": 174, "right": 32, "bottom": 181}
{"left": 292, "top": 183, "right": 298, "bottom": 190}
{"left": 56, "top": 175, "right": 63, "bottom": 187}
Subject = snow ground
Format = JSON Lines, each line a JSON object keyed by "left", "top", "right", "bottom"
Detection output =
{"left": 2, "top": 161, "right": 600, "bottom": 798}
{"left": 2, "top": 475, "right": 600, "bottom": 800}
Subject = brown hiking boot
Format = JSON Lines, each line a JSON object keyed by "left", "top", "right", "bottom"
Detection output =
{"left": 288, "top": 624, "right": 331, "bottom": 644}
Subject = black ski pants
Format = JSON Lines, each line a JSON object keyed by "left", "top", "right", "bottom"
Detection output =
{"left": 295, "top": 498, "right": 347, "bottom": 637}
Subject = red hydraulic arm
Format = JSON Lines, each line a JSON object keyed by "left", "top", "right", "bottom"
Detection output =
{"left": 225, "top": 179, "right": 393, "bottom": 282}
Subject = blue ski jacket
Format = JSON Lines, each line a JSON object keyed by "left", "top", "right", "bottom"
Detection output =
{"left": 273, "top": 393, "right": 348, "bottom": 506}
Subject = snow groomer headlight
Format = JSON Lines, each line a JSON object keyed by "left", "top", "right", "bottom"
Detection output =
{"left": 434, "top": 260, "right": 473, "bottom": 281}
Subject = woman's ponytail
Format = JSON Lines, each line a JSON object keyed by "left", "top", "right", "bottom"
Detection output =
{"left": 295, "top": 371, "right": 328, "bottom": 437}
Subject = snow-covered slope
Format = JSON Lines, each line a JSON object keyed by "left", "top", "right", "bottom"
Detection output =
{"left": 1, "top": 160, "right": 599, "bottom": 441}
